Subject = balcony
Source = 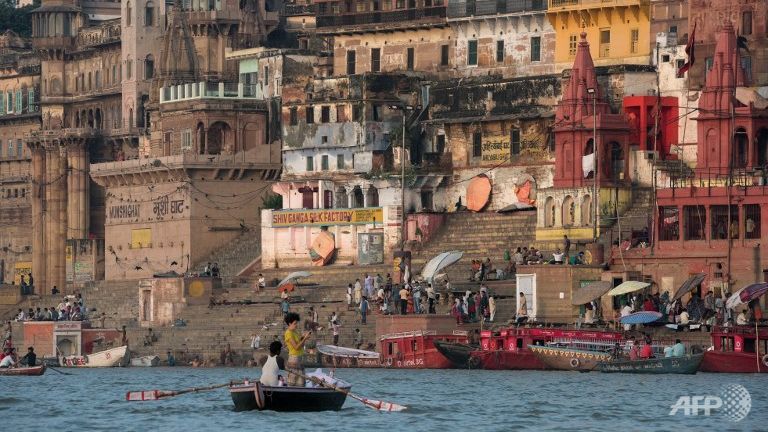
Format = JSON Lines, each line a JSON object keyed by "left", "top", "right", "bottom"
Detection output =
{"left": 316, "top": 6, "right": 446, "bottom": 31}
{"left": 75, "top": 21, "right": 121, "bottom": 48}
{"left": 447, "top": 0, "right": 546, "bottom": 19}
{"left": 284, "top": 3, "right": 314, "bottom": 15}
{"left": 547, "top": 0, "right": 647, "bottom": 11}
{"left": 159, "top": 81, "right": 266, "bottom": 104}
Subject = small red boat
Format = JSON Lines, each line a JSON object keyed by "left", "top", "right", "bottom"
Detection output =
{"left": 436, "top": 328, "right": 623, "bottom": 370}
{"left": 700, "top": 325, "right": 768, "bottom": 373}
{"left": 379, "top": 330, "right": 469, "bottom": 369}
{"left": 0, "top": 364, "right": 46, "bottom": 376}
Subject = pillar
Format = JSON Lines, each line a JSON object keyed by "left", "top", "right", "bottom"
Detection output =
{"left": 44, "top": 145, "right": 55, "bottom": 292}
{"left": 67, "top": 141, "right": 89, "bottom": 239}
{"left": 31, "top": 145, "right": 45, "bottom": 294}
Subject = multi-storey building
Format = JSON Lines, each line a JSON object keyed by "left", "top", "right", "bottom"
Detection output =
{"left": 0, "top": 31, "right": 39, "bottom": 285}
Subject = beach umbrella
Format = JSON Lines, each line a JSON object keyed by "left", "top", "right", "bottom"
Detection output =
{"left": 466, "top": 175, "right": 492, "bottom": 212}
{"left": 606, "top": 280, "right": 650, "bottom": 296}
{"left": 421, "top": 251, "right": 463, "bottom": 284}
{"left": 620, "top": 311, "right": 663, "bottom": 325}
{"left": 726, "top": 282, "right": 768, "bottom": 310}
{"left": 671, "top": 273, "right": 706, "bottom": 301}
{"left": 571, "top": 281, "right": 613, "bottom": 305}
{"left": 278, "top": 271, "right": 312, "bottom": 288}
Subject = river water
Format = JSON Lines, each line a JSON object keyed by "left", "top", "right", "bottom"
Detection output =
{"left": 2, "top": 368, "right": 765, "bottom": 431}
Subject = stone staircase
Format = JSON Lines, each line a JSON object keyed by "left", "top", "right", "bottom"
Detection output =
{"left": 598, "top": 188, "right": 654, "bottom": 251}
{"left": 194, "top": 229, "right": 262, "bottom": 279}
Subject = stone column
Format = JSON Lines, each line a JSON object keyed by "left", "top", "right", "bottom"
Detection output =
{"left": 56, "top": 144, "right": 68, "bottom": 291}
{"left": 31, "top": 144, "right": 46, "bottom": 294}
{"left": 44, "top": 145, "right": 55, "bottom": 293}
{"left": 67, "top": 141, "right": 89, "bottom": 239}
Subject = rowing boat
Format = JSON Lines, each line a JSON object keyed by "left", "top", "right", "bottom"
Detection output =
{"left": 230, "top": 370, "right": 349, "bottom": 412}
{"left": 598, "top": 354, "right": 704, "bottom": 374}
{"left": 59, "top": 345, "right": 128, "bottom": 368}
{"left": 0, "top": 364, "right": 46, "bottom": 376}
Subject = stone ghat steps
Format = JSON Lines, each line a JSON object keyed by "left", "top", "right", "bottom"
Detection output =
{"left": 195, "top": 230, "right": 262, "bottom": 278}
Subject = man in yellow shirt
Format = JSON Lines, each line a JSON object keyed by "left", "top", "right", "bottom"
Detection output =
{"left": 399, "top": 285, "right": 409, "bottom": 315}
{"left": 283, "top": 312, "right": 311, "bottom": 386}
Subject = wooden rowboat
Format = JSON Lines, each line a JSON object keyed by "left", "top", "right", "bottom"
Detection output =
{"left": 59, "top": 345, "right": 128, "bottom": 368}
{"left": 432, "top": 340, "right": 475, "bottom": 369}
{"left": 0, "top": 364, "right": 46, "bottom": 376}
{"left": 598, "top": 354, "right": 704, "bottom": 374}
{"left": 528, "top": 344, "right": 613, "bottom": 372}
{"left": 230, "top": 382, "right": 348, "bottom": 412}
{"left": 130, "top": 355, "right": 160, "bottom": 367}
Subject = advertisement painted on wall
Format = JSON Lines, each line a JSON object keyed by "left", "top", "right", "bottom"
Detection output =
{"left": 358, "top": 233, "right": 384, "bottom": 265}
{"left": 481, "top": 139, "right": 510, "bottom": 163}
{"left": 13, "top": 261, "right": 32, "bottom": 286}
{"left": 272, "top": 208, "right": 384, "bottom": 227}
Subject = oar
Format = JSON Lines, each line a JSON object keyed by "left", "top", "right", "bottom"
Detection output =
{"left": 125, "top": 380, "right": 244, "bottom": 401}
{"left": 297, "top": 371, "right": 407, "bottom": 412}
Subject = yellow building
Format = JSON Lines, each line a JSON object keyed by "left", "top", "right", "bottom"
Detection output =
{"left": 547, "top": 0, "right": 651, "bottom": 68}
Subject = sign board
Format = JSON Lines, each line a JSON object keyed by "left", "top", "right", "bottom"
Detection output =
{"left": 481, "top": 139, "right": 509, "bottom": 163}
{"left": 358, "top": 233, "right": 384, "bottom": 265}
{"left": 272, "top": 208, "right": 384, "bottom": 227}
{"left": 13, "top": 262, "right": 31, "bottom": 286}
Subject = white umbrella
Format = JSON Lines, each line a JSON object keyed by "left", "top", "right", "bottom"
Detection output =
{"left": 421, "top": 251, "right": 464, "bottom": 284}
{"left": 278, "top": 271, "right": 312, "bottom": 288}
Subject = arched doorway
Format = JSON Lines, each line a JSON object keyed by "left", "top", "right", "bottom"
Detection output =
{"left": 206, "top": 121, "right": 232, "bottom": 155}
{"left": 365, "top": 185, "right": 379, "bottom": 207}
{"left": 544, "top": 196, "right": 555, "bottom": 227}
{"left": 352, "top": 186, "right": 364, "bottom": 208}
{"left": 581, "top": 195, "right": 592, "bottom": 226}
{"left": 733, "top": 128, "right": 748, "bottom": 168}
{"left": 609, "top": 142, "right": 624, "bottom": 182}
{"left": 562, "top": 195, "right": 575, "bottom": 226}
{"left": 335, "top": 187, "right": 347, "bottom": 208}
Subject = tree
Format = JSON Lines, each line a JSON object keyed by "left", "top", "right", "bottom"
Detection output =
{"left": 0, "top": 0, "right": 39, "bottom": 38}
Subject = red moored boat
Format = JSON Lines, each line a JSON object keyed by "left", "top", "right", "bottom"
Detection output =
{"left": 436, "top": 328, "right": 623, "bottom": 370}
{"left": 700, "top": 325, "right": 768, "bottom": 373}
{"left": 379, "top": 330, "right": 469, "bottom": 369}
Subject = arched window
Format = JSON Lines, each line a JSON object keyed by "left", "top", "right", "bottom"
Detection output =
{"left": 144, "top": 54, "right": 154, "bottom": 79}
{"left": 544, "top": 196, "right": 556, "bottom": 227}
{"left": 581, "top": 195, "right": 592, "bottom": 226}
{"left": 145, "top": 2, "right": 154, "bottom": 26}
{"left": 562, "top": 195, "right": 575, "bottom": 226}
{"left": 365, "top": 186, "right": 379, "bottom": 207}
{"left": 352, "top": 186, "right": 364, "bottom": 208}
{"left": 733, "top": 128, "right": 748, "bottom": 168}
{"left": 126, "top": 2, "right": 132, "bottom": 26}
{"left": 335, "top": 187, "right": 347, "bottom": 208}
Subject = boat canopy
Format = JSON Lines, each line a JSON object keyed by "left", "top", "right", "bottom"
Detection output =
{"left": 606, "top": 281, "right": 650, "bottom": 296}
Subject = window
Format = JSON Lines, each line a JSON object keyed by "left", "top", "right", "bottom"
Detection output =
{"left": 16, "top": 139, "right": 22, "bottom": 157}
{"left": 705, "top": 57, "right": 713, "bottom": 71}
{"left": 126, "top": 1, "right": 132, "bottom": 26}
{"left": 568, "top": 34, "right": 577, "bottom": 58}
{"left": 531, "top": 37, "right": 541, "bottom": 62}
{"left": 511, "top": 129, "right": 521, "bottom": 155}
{"left": 321, "top": 155, "right": 329, "bottom": 170}
{"left": 372, "top": 104, "right": 380, "bottom": 121}
{"left": 0, "top": 93, "right": 4, "bottom": 115}
{"left": 406, "top": 47, "right": 414, "bottom": 71}
{"left": 27, "top": 88, "right": 35, "bottom": 112}
{"left": 306, "top": 106, "right": 314, "bottom": 124}
{"left": 126, "top": 59, "right": 133, "bottom": 79}
{"left": 321, "top": 106, "right": 330, "bottom": 123}
{"left": 112, "top": 65, "right": 117, "bottom": 83}
{"left": 742, "top": 11, "right": 752, "bottom": 35}
{"left": 145, "top": 2, "right": 154, "bottom": 26}
{"left": 145, "top": 54, "right": 154, "bottom": 79}
{"left": 289, "top": 107, "right": 298, "bottom": 125}
{"left": 711, "top": 205, "right": 739, "bottom": 240}
{"left": 496, "top": 0, "right": 506, "bottom": 13}
{"left": 346, "top": 50, "right": 356, "bottom": 75}
{"left": 435, "top": 134, "right": 445, "bottom": 153}
{"left": 741, "top": 56, "right": 752, "bottom": 82}
{"left": 630, "top": 29, "right": 639, "bottom": 54}
{"left": 599, "top": 29, "right": 610, "bottom": 58}
{"left": 472, "top": 131, "right": 482, "bottom": 157}
{"left": 7, "top": 139, "right": 14, "bottom": 157}
{"left": 441, "top": 44, "right": 449, "bottom": 66}
{"left": 306, "top": 156, "right": 314, "bottom": 171}
{"left": 352, "top": 104, "right": 362, "bottom": 121}
{"left": 465, "top": 0, "right": 475, "bottom": 14}
{"left": 6, "top": 91, "right": 13, "bottom": 114}
{"left": 16, "top": 89, "right": 22, "bottom": 113}
{"left": 264, "top": 65, "right": 270, "bottom": 84}
{"left": 496, "top": 40, "right": 504, "bottom": 63}
{"left": 371, "top": 48, "right": 381, "bottom": 72}
{"left": 321, "top": 135, "right": 328, "bottom": 144}
{"left": 336, "top": 105, "right": 345, "bottom": 122}
{"left": 396, "top": 0, "right": 404, "bottom": 8}
{"left": 337, "top": 154, "right": 345, "bottom": 169}
{"left": 181, "top": 129, "right": 192, "bottom": 151}
{"left": 683, "top": 205, "right": 706, "bottom": 240}
{"left": 669, "top": 25, "right": 678, "bottom": 34}
{"left": 745, "top": 204, "right": 761, "bottom": 239}
{"left": 659, "top": 206, "right": 679, "bottom": 241}
{"left": 467, "top": 40, "right": 478, "bottom": 65}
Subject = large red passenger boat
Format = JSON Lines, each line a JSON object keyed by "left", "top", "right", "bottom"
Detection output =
{"left": 700, "top": 326, "right": 768, "bottom": 373}
{"left": 378, "top": 330, "right": 469, "bottom": 369}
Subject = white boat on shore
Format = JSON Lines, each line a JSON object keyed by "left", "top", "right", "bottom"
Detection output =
{"left": 130, "top": 355, "right": 160, "bottom": 367}
{"left": 59, "top": 345, "right": 128, "bottom": 368}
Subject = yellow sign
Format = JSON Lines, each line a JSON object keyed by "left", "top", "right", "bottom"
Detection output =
{"left": 481, "top": 139, "right": 509, "bottom": 163}
{"left": 14, "top": 262, "right": 32, "bottom": 285}
{"left": 272, "top": 208, "right": 384, "bottom": 227}
{"left": 131, "top": 228, "right": 152, "bottom": 249}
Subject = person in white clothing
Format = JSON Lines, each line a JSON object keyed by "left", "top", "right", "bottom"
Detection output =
{"left": 260, "top": 341, "right": 283, "bottom": 387}
{"left": 250, "top": 333, "right": 261, "bottom": 350}
{"left": 621, "top": 304, "right": 633, "bottom": 331}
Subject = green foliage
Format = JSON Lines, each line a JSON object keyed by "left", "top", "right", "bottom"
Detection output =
{"left": 262, "top": 193, "right": 282, "bottom": 210}
{"left": 0, "top": 0, "right": 39, "bottom": 38}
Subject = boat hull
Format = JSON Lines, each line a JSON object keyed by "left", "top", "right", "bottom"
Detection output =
{"left": 598, "top": 354, "right": 704, "bottom": 374}
{"left": 130, "top": 356, "right": 160, "bottom": 367}
{"left": 528, "top": 345, "right": 612, "bottom": 372}
{"left": 230, "top": 383, "right": 348, "bottom": 412}
{"left": 470, "top": 350, "right": 548, "bottom": 370}
{"left": 0, "top": 365, "right": 46, "bottom": 376}
{"left": 432, "top": 340, "right": 476, "bottom": 369}
{"left": 60, "top": 345, "right": 128, "bottom": 368}
{"left": 700, "top": 351, "right": 768, "bottom": 373}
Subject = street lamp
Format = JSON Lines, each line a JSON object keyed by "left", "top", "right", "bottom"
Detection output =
{"left": 389, "top": 104, "right": 414, "bottom": 250}
{"left": 587, "top": 87, "right": 598, "bottom": 242}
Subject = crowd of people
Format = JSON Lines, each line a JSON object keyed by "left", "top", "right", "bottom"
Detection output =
{"left": 202, "top": 262, "right": 221, "bottom": 278}
{"left": 14, "top": 293, "right": 88, "bottom": 323}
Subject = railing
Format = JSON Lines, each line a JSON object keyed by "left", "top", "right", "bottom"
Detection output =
{"left": 447, "top": 0, "right": 545, "bottom": 18}
{"left": 548, "top": 0, "right": 644, "bottom": 7}
{"left": 668, "top": 166, "right": 768, "bottom": 190}
{"left": 76, "top": 21, "right": 121, "bottom": 48}
{"left": 284, "top": 3, "right": 314, "bottom": 15}
{"left": 160, "top": 81, "right": 265, "bottom": 103}
{"left": 316, "top": 6, "right": 446, "bottom": 28}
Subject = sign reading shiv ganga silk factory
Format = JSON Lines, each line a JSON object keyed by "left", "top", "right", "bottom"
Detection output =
{"left": 272, "top": 208, "right": 384, "bottom": 227}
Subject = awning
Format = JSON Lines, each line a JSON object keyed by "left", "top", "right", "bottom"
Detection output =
{"left": 571, "top": 281, "right": 613, "bottom": 305}
{"left": 606, "top": 281, "right": 651, "bottom": 296}
{"left": 671, "top": 273, "right": 706, "bottom": 301}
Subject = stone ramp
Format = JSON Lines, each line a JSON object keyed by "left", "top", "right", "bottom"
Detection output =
{"left": 194, "top": 229, "right": 262, "bottom": 279}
